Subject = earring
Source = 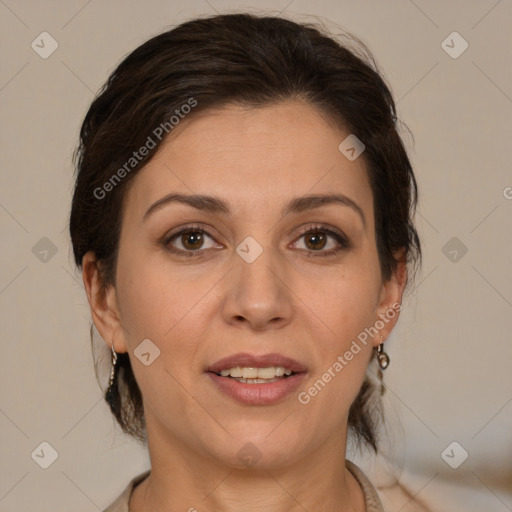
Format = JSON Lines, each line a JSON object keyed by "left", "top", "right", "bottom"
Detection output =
{"left": 376, "top": 335, "right": 390, "bottom": 370}
{"left": 106, "top": 342, "right": 118, "bottom": 404}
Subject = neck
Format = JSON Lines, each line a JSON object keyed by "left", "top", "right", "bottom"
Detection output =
{"left": 130, "top": 416, "right": 366, "bottom": 512}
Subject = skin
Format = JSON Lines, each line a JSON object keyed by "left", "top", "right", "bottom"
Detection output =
{"left": 82, "top": 100, "right": 407, "bottom": 512}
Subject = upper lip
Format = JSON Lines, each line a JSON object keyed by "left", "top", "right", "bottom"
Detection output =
{"left": 206, "top": 352, "right": 308, "bottom": 374}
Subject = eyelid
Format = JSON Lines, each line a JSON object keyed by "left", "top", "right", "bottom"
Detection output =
{"left": 294, "top": 223, "right": 349, "bottom": 246}
{"left": 162, "top": 223, "right": 221, "bottom": 255}
{"left": 163, "top": 222, "right": 350, "bottom": 257}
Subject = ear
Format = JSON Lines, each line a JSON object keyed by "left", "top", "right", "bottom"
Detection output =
{"left": 373, "top": 249, "right": 408, "bottom": 347}
{"left": 81, "top": 251, "right": 128, "bottom": 353}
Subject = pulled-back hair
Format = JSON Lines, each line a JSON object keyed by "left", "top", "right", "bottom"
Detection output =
{"left": 69, "top": 12, "right": 421, "bottom": 452}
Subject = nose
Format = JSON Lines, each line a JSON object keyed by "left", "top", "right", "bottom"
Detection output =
{"left": 220, "top": 244, "right": 294, "bottom": 331}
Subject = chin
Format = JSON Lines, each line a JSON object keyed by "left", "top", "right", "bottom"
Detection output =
{"left": 211, "top": 430, "right": 306, "bottom": 471}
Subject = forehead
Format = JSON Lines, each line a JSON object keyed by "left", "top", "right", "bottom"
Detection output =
{"left": 122, "top": 100, "right": 373, "bottom": 222}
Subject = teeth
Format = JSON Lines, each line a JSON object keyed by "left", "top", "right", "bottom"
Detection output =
{"left": 236, "top": 377, "right": 282, "bottom": 384}
{"left": 231, "top": 367, "right": 243, "bottom": 377}
{"left": 242, "top": 367, "right": 259, "bottom": 379}
{"left": 218, "top": 366, "right": 294, "bottom": 379}
{"left": 252, "top": 367, "right": 274, "bottom": 379}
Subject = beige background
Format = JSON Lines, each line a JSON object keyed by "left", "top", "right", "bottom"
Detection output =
{"left": 1, "top": 0, "right": 511, "bottom": 510}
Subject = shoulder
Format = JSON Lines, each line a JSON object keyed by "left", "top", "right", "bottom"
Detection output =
{"left": 346, "top": 460, "right": 431, "bottom": 512}
{"left": 104, "top": 464, "right": 430, "bottom": 512}
{"left": 346, "top": 459, "right": 386, "bottom": 512}
{"left": 102, "top": 470, "right": 150, "bottom": 512}
{"left": 375, "top": 482, "right": 431, "bottom": 512}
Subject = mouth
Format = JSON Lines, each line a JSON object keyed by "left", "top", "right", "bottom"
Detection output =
{"left": 212, "top": 365, "right": 297, "bottom": 384}
{"left": 205, "top": 353, "right": 307, "bottom": 405}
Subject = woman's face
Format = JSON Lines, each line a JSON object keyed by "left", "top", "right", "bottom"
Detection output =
{"left": 88, "top": 99, "right": 405, "bottom": 469}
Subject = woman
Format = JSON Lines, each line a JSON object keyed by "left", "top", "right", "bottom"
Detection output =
{"left": 69, "top": 12, "right": 423, "bottom": 511}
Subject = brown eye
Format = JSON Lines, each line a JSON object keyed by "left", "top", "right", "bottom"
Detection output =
{"left": 164, "top": 224, "right": 349, "bottom": 259}
{"left": 180, "top": 231, "right": 205, "bottom": 250}
{"left": 304, "top": 231, "right": 328, "bottom": 251}
{"left": 165, "top": 226, "right": 219, "bottom": 256}
{"left": 293, "top": 225, "right": 350, "bottom": 257}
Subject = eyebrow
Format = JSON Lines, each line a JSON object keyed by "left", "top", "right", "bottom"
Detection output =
{"left": 143, "top": 192, "right": 366, "bottom": 226}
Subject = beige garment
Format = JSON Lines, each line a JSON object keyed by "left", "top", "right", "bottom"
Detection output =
{"left": 102, "top": 459, "right": 385, "bottom": 511}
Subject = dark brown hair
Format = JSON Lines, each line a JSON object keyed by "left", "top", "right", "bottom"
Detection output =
{"left": 69, "top": 12, "right": 421, "bottom": 452}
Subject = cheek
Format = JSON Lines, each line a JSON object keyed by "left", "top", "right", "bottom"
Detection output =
{"left": 116, "top": 247, "right": 184, "bottom": 333}
{"left": 312, "top": 261, "right": 381, "bottom": 342}
{"left": 115, "top": 252, "right": 217, "bottom": 366}
{"left": 296, "top": 297, "right": 376, "bottom": 427}
{"left": 314, "top": 299, "right": 376, "bottom": 379}
{"left": 113, "top": 258, "right": 212, "bottom": 416}
{"left": 296, "top": 263, "right": 380, "bottom": 405}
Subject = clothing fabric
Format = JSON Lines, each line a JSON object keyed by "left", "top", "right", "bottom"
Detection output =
{"left": 103, "top": 459, "right": 385, "bottom": 511}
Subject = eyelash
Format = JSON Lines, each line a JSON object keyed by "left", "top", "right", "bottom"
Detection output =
{"left": 163, "top": 223, "right": 350, "bottom": 259}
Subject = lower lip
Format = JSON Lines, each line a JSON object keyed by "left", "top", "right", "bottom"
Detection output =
{"left": 206, "top": 372, "right": 307, "bottom": 405}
